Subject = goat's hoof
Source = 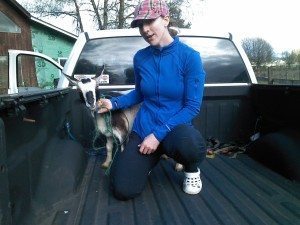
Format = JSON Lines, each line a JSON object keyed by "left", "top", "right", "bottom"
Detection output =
{"left": 101, "top": 162, "right": 110, "bottom": 169}
{"left": 161, "top": 154, "right": 169, "bottom": 160}
{"left": 175, "top": 163, "right": 184, "bottom": 172}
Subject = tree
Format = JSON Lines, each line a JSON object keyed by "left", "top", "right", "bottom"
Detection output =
{"left": 282, "top": 49, "right": 300, "bottom": 66}
{"left": 296, "top": 50, "right": 300, "bottom": 65}
{"left": 88, "top": 0, "right": 103, "bottom": 30}
{"left": 281, "top": 51, "right": 296, "bottom": 67}
{"left": 242, "top": 37, "right": 274, "bottom": 67}
{"left": 21, "top": 0, "right": 192, "bottom": 33}
{"left": 168, "top": 0, "right": 191, "bottom": 28}
{"left": 23, "top": 0, "right": 84, "bottom": 33}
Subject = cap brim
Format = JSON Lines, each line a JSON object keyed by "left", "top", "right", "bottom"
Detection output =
{"left": 130, "top": 14, "right": 161, "bottom": 28}
{"left": 131, "top": 20, "right": 139, "bottom": 28}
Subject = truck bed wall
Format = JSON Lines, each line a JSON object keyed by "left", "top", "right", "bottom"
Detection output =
{"left": 247, "top": 84, "right": 300, "bottom": 181}
{"left": 0, "top": 90, "right": 95, "bottom": 225}
{"left": 196, "top": 85, "right": 256, "bottom": 144}
{"left": 1, "top": 84, "right": 299, "bottom": 224}
{"left": 251, "top": 84, "right": 300, "bottom": 133}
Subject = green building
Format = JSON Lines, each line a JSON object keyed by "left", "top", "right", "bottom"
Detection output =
{"left": 30, "top": 17, "right": 77, "bottom": 89}
{"left": 0, "top": 0, "right": 77, "bottom": 93}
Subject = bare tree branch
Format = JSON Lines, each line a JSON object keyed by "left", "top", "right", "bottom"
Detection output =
{"left": 242, "top": 38, "right": 274, "bottom": 67}
{"left": 22, "top": 0, "right": 193, "bottom": 32}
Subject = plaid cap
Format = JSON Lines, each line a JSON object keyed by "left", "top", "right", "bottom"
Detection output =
{"left": 131, "top": 0, "right": 169, "bottom": 28}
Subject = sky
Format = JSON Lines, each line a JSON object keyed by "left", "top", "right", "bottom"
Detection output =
{"left": 188, "top": 0, "right": 300, "bottom": 53}
{"left": 16, "top": 0, "right": 300, "bottom": 54}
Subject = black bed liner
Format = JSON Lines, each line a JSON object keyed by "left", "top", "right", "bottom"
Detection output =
{"left": 74, "top": 154, "right": 300, "bottom": 225}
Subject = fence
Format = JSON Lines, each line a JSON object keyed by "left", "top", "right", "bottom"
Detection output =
{"left": 254, "top": 65, "right": 300, "bottom": 85}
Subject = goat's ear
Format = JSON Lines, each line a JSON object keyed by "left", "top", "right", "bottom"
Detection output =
{"left": 95, "top": 65, "right": 105, "bottom": 78}
{"left": 93, "top": 65, "right": 105, "bottom": 86}
{"left": 65, "top": 75, "right": 78, "bottom": 86}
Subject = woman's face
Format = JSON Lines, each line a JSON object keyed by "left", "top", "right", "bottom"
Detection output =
{"left": 138, "top": 16, "right": 171, "bottom": 48}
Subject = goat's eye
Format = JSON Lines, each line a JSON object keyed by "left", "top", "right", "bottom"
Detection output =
{"left": 81, "top": 78, "right": 91, "bottom": 84}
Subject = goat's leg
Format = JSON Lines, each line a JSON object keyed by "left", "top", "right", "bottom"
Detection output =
{"left": 101, "top": 137, "right": 113, "bottom": 169}
{"left": 113, "top": 129, "right": 125, "bottom": 151}
{"left": 175, "top": 163, "right": 184, "bottom": 172}
{"left": 161, "top": 154, "right": 184, "bottom": 171}
{"left": 161, "top": 154, "right": 169, "bottom": 160}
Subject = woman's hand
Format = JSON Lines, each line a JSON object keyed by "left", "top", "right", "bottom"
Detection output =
{"left": 97, "top": 98, "right": 112, "bottom": 113}
{"left": 138, "top": 133, "right": 160, "bottom": 154}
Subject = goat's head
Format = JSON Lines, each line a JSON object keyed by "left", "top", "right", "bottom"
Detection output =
{"left": 65, "top": 66, "right": 105, "bottom": 111}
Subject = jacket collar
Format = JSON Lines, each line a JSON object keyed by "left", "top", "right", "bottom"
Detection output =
{"left": 150, "top": 36, "right": 179, "bottom": 55}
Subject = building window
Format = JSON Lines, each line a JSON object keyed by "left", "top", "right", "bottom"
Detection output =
{"left": 0, "top": 56, "right": 8, "bottom": 95}
{"left": 0, "top": 11, "right": 21, "bottom": 33}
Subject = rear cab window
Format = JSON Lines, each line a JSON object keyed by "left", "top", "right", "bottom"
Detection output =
{"left": 73, "top": 36, "right": 251, "bottom": 86}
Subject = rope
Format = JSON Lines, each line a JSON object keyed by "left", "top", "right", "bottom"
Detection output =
{"left": 90, "top": 94, "right": 115, "bottom": 151}
{"left": 64, "top": 93, "right": 129, "bottom": 166}
{"left": 93, "top": 94, "right": 131, "bottom": 176}
{"left": 65, "top": 121, "right": 77, "bottom": 141}
{"left": 64, "top": 120, "right": 106, "bottom": 156}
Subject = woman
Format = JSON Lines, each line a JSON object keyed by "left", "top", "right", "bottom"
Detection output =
{"left": 99, "top": 0, "right": 206, "bottom": 200}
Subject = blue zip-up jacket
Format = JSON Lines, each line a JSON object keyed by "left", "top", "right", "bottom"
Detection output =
{"left": 110, "top": 36, "right": 206, "bottom": 141}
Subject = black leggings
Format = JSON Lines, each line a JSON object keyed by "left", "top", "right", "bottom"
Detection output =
{"left": 109, "top": 124, "right": 206, "bottom": 200}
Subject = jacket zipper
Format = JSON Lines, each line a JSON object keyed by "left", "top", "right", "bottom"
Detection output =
{"left": 157, "top": 53, "right": 162, "bottom": 107}
{"left": 154, "top": 52, "right": 162, "bottom": 124}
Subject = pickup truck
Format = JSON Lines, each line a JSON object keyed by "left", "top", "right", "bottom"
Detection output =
{"left": 0, "top": 29, "right": 299, "bottom": 225}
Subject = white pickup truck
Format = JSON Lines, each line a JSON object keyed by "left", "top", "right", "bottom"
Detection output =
{"left": 1, "top": 29, "right": 299, "bottom": 225}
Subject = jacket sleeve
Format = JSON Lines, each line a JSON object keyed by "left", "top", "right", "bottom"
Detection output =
{"left": 110, "top": 55, "right": 144, "bottom": 109}
{"left": 152, "top": 51, "right": 205, "bottom": 141}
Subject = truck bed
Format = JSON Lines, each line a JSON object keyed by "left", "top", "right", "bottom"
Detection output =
{"left": 2, "top": 88, "right": 299, "bottom": 225}
{"left": 69, "top": 152, "right": 299, "bottom": 225}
